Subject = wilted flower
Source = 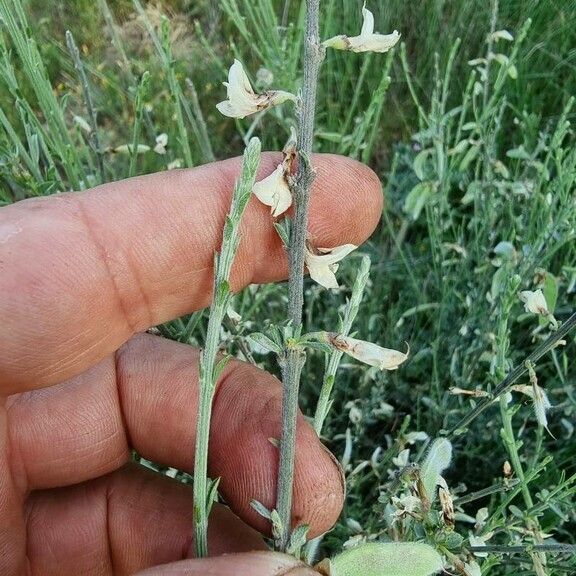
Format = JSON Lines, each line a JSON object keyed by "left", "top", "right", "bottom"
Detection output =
{"left": 328, "top": 333, "right": 409, "bottom": 370}
{"left": 305, "top": 243, "right": 357, "bottom": 288}
{"left": 154, "top": 133, "right": 168, "bottom": 155}
{"left": 519, "top": 289, "right": 549, "bottom": 316}
{"left": 323, "top": 3, "right": 400, "bottom": 53}
{"left": 216, "top": 59, "right": 296, "bottom": 119}
{"left": 512, "top": 383, "right": 553, "bottom": 433}
{"left": 252, "top": 133, "right": 296, "bottom": 217}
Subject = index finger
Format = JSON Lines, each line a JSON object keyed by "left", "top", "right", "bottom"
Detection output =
{"left": 0, "top": 154, "right": 382, "bottom": 393}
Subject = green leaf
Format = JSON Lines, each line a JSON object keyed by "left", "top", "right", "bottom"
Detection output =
{"left": 459, "top": 144, "right": 481, "bottom": 171}
{"left": 404, "top": 181, "right": 436, "bottom": 220}
{"left": 206, "top": 477, "right": 221, "bottom": 516}
{"left": 273, "top": 217, "right": 292, "bottom": 248}
{"left": 248, "top": 332, "right": 283, "bottom": 355}
{"left": 270, "top": 509, "right": 283, "bottom": 542}
{"left": 315, "top": 542, "right": 443, "bottom": 576}
{"left": 250, "top": 499, "right": 272, "bottom": 520}
{"left": 212, "top": 355, "right": 230, "bottom": 383}
{"left": 287, "top": 524, "right": 310, "bottom": 556}
{"left": 542, "top": 273, "right": 559, "bottom": 313}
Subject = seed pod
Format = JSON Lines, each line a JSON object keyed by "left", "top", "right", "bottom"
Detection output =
{"left": 420, "top": 438, "right": 453, "bottom": 504}
{"left": 315, "top": 542, "right": 443, "bottom": 576}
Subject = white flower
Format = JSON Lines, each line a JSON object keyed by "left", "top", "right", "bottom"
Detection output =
{"left": 154, "top": 133, "right": 168, "bottom": 155}
{"left": 464, "top": 561, "right": 482, "bottom": 576}
{"left": 253, "top": 164, "right": 292, "bottom": 217}
{"left": 323, "top": 3, "right": 400, "bottom": 54}
{"left": 305, "top": 244, "right": 357, "bottom": 288}
{"left": 519, "top": 289, "right": 549, "bottom": 316}
{"left": 216, "top": 59, "right": 295, "bottom": 119}
{"left": 167, "top": 159, "right": 183, "bottom": 170}
{"left": 469, "top": 535, "right": 490, "bottom": 558}
{"left": 328, "top": 334, "right": 409, "bottom": 371}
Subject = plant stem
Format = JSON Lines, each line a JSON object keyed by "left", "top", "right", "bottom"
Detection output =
{"left": 193, "top": 138, "right": 261, "bottom": 557}
{"left": 313, "top": 256, "right": 370, "bottom": 435}
{"left": 65, "top": 30, "right": 105, "bottom": 183}
{"left": 275, "top": 0, "right": 324, "bottom": 552}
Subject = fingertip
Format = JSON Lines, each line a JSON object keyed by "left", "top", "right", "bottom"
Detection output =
{"left": 134, "top": 552, "right": 319, "bottom": 576}
{"left": 308, "top": 154, "right": 383, "bottom": 247}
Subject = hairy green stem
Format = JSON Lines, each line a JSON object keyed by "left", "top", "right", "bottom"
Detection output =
{"left": 193, "top": 138, "right": 261, "bottom": 557}
{"left": 275, "top": 0, "right": 324, "bottom": 552}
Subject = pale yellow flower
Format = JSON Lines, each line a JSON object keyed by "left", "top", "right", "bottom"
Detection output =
{"left": 216, "top": 59, "right": 295, "bottom": 119}
{"left": 305, "top": 244, "right": 357, "bottom": 288}
{"left": 323, "top": 3, "right": 400, "bottom": 54}
{"left": 328, "top": 334, "right": 409, "bottom": 370}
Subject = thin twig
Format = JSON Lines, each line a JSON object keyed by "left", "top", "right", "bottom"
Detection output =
{"left": 275, "top": 0, "right": 324, "bottom": 552}
{"left": 65, "top": 30, "right": 105, "bottom": 182}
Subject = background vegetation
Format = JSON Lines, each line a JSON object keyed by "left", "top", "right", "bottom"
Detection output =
{"left": 1, "top": 0, "right": 575, "bottom": 574}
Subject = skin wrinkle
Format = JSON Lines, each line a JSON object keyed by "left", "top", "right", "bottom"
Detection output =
{"left": 7, "top": 360, "right": 130, "bottom": 491}
{"left": 76, "top": 194, "right": 152, "bottom": 334}
{"left": 104, "top": 479, "right": 117, "bottom": 575}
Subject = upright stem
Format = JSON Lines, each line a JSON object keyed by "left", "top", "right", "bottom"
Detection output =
{"left": 193, "top": 138, "right": 261, "bottom": 557}
{"left": 275, "top": 0, "right": 324, "bottom": 552}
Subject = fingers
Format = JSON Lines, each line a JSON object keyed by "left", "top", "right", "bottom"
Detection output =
{"left": 135, "top": 552, "right": 319, "bottom": 576}
{"left": 8, "top": 334, "right": 344, "bottom": 538}
{"left": 0, "top": 153, "right": 382, "bottom": 393}
{"left": 24, "top": 464, "right": 265, "bottom": 576}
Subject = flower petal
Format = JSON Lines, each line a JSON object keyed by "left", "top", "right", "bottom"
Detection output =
{"left": 252, "top": 164, "right": 293, "bottom": 217}
{"left": 305, "top": 244, "right": 357, "bottom": 288}
{"left": 216, "top": 60, "right": 296, "bottom": 119}
{"left": 349, "top": 30, "right": 400, "bottom": 53}
{"left": 360, "top": 3, "right": 375, "bottom": 36}
{"left": 309, "top": 265, "right": 339, "bottom": 289}
{"left": 519, "top": 289, "right": 549, "bottom": 316}
{"left": 329, "top": 335, "right": 409, "bottom": 371}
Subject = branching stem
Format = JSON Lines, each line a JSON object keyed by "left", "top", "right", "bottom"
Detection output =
{"left": 193, "top": 138, "right": 261, "bottom": 557}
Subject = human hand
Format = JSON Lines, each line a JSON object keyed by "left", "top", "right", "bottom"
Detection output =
{"left": 0, "top": 153, "right": 382, "bottom": 575}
